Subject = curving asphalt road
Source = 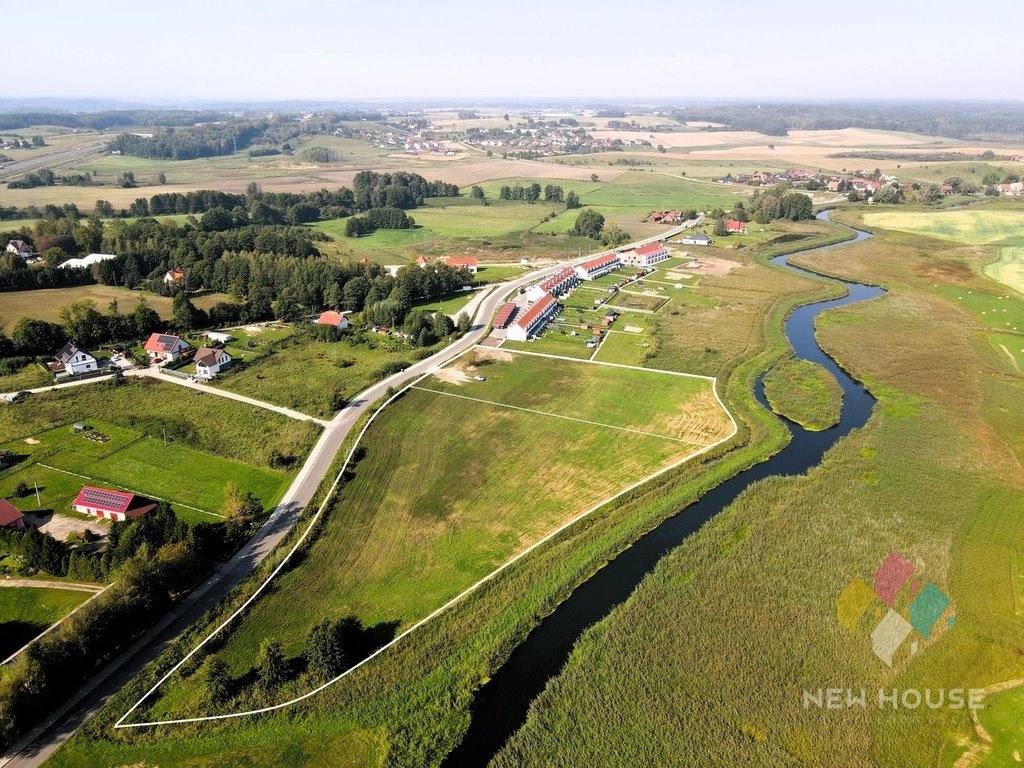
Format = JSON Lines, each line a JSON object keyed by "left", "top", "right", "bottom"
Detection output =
{"left": 0, "top": 224, "right": 697, "bottom": 767}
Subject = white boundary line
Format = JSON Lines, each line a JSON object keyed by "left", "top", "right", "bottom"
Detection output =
{"left": 1, "top": 583, "right": 114, "bottom": 667}
{"left": 410, "top": 385, "right": 702, "bottom": 445}
{"left": 115, "top": 349, "right": 738, "bottom": 729}
{"left": 497, "top": 346, "right": 715, "bottom": 381}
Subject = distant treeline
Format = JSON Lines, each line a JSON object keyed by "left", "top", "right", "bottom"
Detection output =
{"left": 0, "top": 109, "right": 385, "bottom": 133}
{"left": 830, "top": 150, "right": 1010, "bottom": 162}
{"left": 671, "top": 103, "right": 1024, "bottom": 139}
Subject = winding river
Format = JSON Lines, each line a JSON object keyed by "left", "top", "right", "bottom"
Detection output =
{"left": 443, "top": 212, "right": 883, "bottom": 766}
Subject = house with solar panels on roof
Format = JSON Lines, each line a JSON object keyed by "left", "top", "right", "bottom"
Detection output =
{"left": 144, "top": 333, "right": 191, "bottom": 363}
{"left": 72, "top": 485, "right": 157, "bottom": 522}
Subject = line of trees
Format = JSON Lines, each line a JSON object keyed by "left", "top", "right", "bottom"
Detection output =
{"left": 344, "top": 206, "right": 415, "bottom": 236}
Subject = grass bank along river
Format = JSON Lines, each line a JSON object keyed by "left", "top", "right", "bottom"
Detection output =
{"left": 444, "top": 212, "right": 883, "bottom": 766}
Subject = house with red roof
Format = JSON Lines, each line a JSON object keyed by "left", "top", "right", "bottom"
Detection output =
{"left": 445, "top": 256, "right": 479, "bottom": 274}
{"left": 493, "top": 302, "right": 518, "bottom": 329}
{"left": 72, "top": 486, "right": 156, "bottom": 522}
{"left": 163, "top": 268, "right": 188, "bottom": 285}
{"left": 0, "top": 499, "right": 25, "bottom": 531}
{"left": 144, "top": 333, "right": 190, "bottom": 362}
{"left": 506, "top": 293, "right": 558, "bottom": 342}
{"left": 194, "top": 347, "right": 233, "bottom": 379}
{"left": 415, "top": 255, "right": 429, "bottom": 269}
{"left": 622, "top": 242, "right": 670, "bottom": 267}
{"left": 315, "top": 310, "right": 350, "bottom": 330}
{"left": 725, "top": 220, "right": 748, "bottom": 234}
{"left": 574, "top": 252, "right": 621, "bottom": 281}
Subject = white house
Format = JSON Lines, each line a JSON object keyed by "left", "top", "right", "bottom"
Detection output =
{"left": 526, "top": 266, "right": 580, "bottom": 302}
{"left": 315, "top": 310, "right": 350, "bottom": 330}
{"left": 680, "top": 232, "right": 711, "bottom": 246}
{"left": 144, "top": 333, "right": 190, "bottom": 362}
{"left": 206, "top": 331, "right": 233, "bottom": 344}
{"left": 53, "top": 343, "right": 98, "bottom": 376}
{"left": 574, "top": 252, "right": 622, "bottom": 281}
{"left": 506, "top": 293, "right": 558, "bottom": 342}
{"left": 5, "top": 239, "right": 32, "bottom": 259}
{"left": 194, "top": 347, "right": 232, "bottom": 378}
{"left": 163, "top": 268, "right": 187, "bottom": 285}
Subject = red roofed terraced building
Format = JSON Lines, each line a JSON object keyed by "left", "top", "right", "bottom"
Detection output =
{"left": 72, "top": 486, "right": 157, "bottom": 522}
{"left": 506, "top": 293, "right": 558, "bottom": 341}
{"left": 527, "top": 266, "right": 580, "bottom": 302}
{"left": 574, "top": 252, "right": 621, "bottom": 281}
{"left": 493, "top": 302, "right": 518, "bottom": 329}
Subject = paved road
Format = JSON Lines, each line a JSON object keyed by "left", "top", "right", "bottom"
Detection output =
{"left": 1, "top": 227, "right": 684, "bottom": 766}
{"left": 0, "top": 141, "right": 107, "bottom": 181}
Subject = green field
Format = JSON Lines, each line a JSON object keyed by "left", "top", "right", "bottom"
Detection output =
{"left": 501, "top": 331, "right": 594, "bottom": 359}
{"left": 593, "top": 330, "right": 653, "bottom": 366}
{"left": 0, "top": 285, "right": 234, "bottom": 332}
{"left": 214, "top": 332, "right": 433, "bottom": 419}
{"left": 762, "top": 358, "right": 843, "bottom": 430}
{"left": 936, "top": 286, "right": 1024, "bottom": 332}
{"left": 974, "top": 685, "right": 1024, "bottom": 766}
{"left": 0, "top": 363, "right": 51, "bottom": 392}
{"left": 0, "top": 378, "right": 319, "bottom": 519}
{"left": 989, "top": 332, "right": 1024, "bottom": 373}
{"left": 0, "top": 586, "right": 91, "bottom": 659}
{"left": 864, "top": 208, "right": 1024, "bottom": 246}
{"left": 137, "top": 350, "right": 730, "bottom": 719}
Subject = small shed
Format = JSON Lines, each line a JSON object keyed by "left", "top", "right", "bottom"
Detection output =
{"left": 73, "top": 422, "right": 91, "bottom": 433}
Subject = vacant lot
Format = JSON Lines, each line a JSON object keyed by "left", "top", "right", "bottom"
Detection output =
{"left": 214, "top": 333, "right": 431, "bottom": 419}
{"left": 142, "top": 351, "right": 730, "bottom": 718}
{"left": 0, "top": 285, "right": 234, "bottom": 331}
{"left": 0, "top": 586, "right": 90, "bottom": 659}
{"left": 502, "top": 331, "right": 594, "bottom": 359}
{"left": 593, "top": 330, "right": 653, "bottom": 366}
{"left": 0, "top": 378, "right": 318, "bottom": 519}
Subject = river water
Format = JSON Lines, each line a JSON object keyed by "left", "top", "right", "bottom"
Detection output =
{"left": 443, "top": 212, "right": 883, "bottom": 767}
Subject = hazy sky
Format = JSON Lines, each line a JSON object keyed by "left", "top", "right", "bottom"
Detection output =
{"left": 7, "top": 0, "right": 1023, "bottom": 103}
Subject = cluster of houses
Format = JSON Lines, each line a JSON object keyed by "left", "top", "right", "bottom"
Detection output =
{"left": 0, "top": 483, "right": 161, "bottom": 537}
{"left": 716, "top": 169, "right": 818, "bottom": 186}
{"left": 996, "top": 181, "right": 1024, "bottom": 196}
{"left": 644, "top": 211, "right": 690, "bottom": 224}
{"left": 415, "top": 255, "right": 479, "bottom": 274}
{"left": 461, "top": 126, "right": 645, "bottom": 157}
{"left": 143, "top": 332, "right": 233, "bottom": 378}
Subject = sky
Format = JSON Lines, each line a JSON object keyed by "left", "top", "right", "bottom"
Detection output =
{"left": 6, "top": 0, "right": 1024, "bottom": 104}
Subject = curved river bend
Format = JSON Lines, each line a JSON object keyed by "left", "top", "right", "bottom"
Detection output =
{"left": 444, "top": 213, "right": 882, "bottom": 767}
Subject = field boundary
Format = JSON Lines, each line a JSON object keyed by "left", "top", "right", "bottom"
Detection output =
{"left": 497, "top": 346, "right": 716, "bottom": 380}
{"left": 114, "top": 349, "right": 737, "bottom": 729}
{"left": 1, "top": 583, "right": 113, "bottom": 667}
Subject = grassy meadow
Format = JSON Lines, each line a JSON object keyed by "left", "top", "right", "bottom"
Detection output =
{"left": 0, "top": 378, "right": 319, "bottom": 519}
{"left": 491, "top": 207, "right": 1024, "bottom": 768}
{"left": 762, "top": 358, "right": 843, "bottom": 430}
{"left": 46, "top": 212, "right": 847, "bottom": 768}
{"left": 135, "top": 351, "right": 729, "bottom": 720}
{"left": 0, "top": 586, "right": 91, "bottom": 659}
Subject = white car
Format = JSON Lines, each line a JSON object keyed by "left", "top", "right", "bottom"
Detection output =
{"left": 474, "top": 375, "right": 486, "bottom": 382}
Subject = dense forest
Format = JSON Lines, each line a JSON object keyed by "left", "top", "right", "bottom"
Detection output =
{"left": 670, "top": 103, "right": 1024, "bottom": 139}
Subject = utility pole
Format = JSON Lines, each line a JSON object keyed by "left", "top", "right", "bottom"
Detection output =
{"left": 34, "top": 482, "right": 41, "bottom": 507}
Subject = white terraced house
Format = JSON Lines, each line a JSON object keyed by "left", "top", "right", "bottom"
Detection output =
{"left": 574, "top": 252, "right": 621, "bottom": 281}
{"left": 506, "top": 292, "right": 558, "bottom": 341}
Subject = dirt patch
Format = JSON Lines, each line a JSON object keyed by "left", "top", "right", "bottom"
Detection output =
{"left": 623, "top": 325, "right": 644, "bottom": 334}
{"left": 471, "top": 347, "right": 514, "bottom": 364}
{"left": 678, "top": 257, "right": 740, "bottom": 277}
{"left": 23, "top": 438, "right": 40, "bottom": 445}
{"left": 24, "top": 511, "right": 108, "bottom": 540}
{"left": 432, "top": 367, "right": 471, "bottom": 386}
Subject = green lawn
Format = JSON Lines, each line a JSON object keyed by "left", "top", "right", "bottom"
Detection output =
{"left": 139, "top": 351, "right": 730, "bottom": 719}
{"left": 501, "top": 331, "right": 595, "bottom": 359}
{"left": 762, "top": 358, "right": 843, "bottom": 430}
{"left": 408, "top": 290, "right": 475, "bottom": 315}
{"left": 0, "top": 363, "right": 51, "bottom": 392}
{"left": 0, "top": 378, "right": 319, "bottom": 518}
{"left": 983, "top": 247, "right": 1024, "bottom": 296}
{"left": 606, "top": 292, "right": 669, "bottom": 313}
{"left": 593, "top": 331, "right": 653, "bottom": 366}
{"left": 0, "top": 586, "right": 91, "bottom": 659}
{"left": 988, "top": 332, "right": 1024, "bottom": 373}
{"left": 936, "top": 286, "right": 1024, "bottom": 332}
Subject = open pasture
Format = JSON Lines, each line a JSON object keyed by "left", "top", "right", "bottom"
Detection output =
{"left": 144, "top": 350, "right": 730, "bottom": 715}
{"left": 983, "top": 247, "right": 1024, "bottom": 296}
{"left": 936, "top": 285, "right": 1024, "bottom": 332}
{"left": 592, "top": 330, "right": 653, "bottom": 366}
